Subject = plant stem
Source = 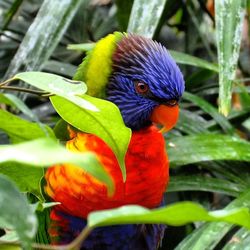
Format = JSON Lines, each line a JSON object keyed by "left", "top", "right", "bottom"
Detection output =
{"left": 0, "top": 85, "right": 49, "bottom": 96}
{"left": 0, "top": 78, "right": 15, "bottom": 87}
{"left": 1, "top": 226, "right": 93, "bottom": 250}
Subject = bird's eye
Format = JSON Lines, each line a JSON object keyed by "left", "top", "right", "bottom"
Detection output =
{"left": 166, "top": 99, "right": 178, "bottom": 106}
{"left": 135, "top": 81, "right": 149, "bottom": 94}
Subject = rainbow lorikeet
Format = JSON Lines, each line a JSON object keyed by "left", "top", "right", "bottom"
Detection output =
{"left": 45, "top": 32, "right": 184, "bottom": 249}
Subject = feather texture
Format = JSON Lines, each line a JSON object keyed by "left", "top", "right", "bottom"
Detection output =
{"left": 49, "top": 207, "right": 166, "bottom": 250}
{"left": 45, "top": 125, "right": 168, "bottom": 218}
{"left": 45, "top": 32, "right": 185, "bottom": 249}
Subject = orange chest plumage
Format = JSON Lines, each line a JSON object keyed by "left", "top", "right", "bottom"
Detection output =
{"left": 45, "top": 126, "right": 169, "bottom": 218}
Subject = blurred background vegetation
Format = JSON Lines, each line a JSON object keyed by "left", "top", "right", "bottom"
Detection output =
{"left": 0, "top": 0, "right": 250, "bottom": 249}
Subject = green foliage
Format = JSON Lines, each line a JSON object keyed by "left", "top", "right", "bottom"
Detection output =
{"left": 215, "top": 0, "right": 246, "bottom": 115}
{"left": 88, "top": 202, "right": 250, "bottom": 229}
{"left": 127, "top": 0, "right": 167, "bottom": 38}
{"left": 13, "top": 72, "right": 131, "bottom": 180}
{"left": 51, "top": 95, "right": 131, "bottom": 181}
{"left": 0, "top": 138, "right": 113, "bottom": 194}
{"left": 0, "top": 109, "right": 54, "bottom": 143}
{"left": 0, "top": 0, "right": 249, "bottom": 249}
{"left": 0, "top": 175, "right": 37, "bottom": 249}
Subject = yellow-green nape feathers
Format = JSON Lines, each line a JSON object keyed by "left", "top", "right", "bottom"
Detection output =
{"left": 74, "top": 32, "right": 125, "bottom": 98}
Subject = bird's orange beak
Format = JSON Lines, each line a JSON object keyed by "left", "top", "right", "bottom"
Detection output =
{"left": 150, "top": 104, "right": 179, "bottom": 133}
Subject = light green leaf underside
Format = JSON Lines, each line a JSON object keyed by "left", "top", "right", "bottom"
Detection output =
{"left": 88, "top": 202, "right": 250, "bottom": 230}
{"left": 0, "top": 138, "right": 113, "bottom": 193}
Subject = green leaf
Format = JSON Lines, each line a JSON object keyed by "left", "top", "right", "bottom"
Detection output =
{"left": 183, "top": 92, "right": 234, "bottom": 134}
{"left": 0, "top": 0, "right": 23, "bottom": 31}
{"left": 0, "top": 109, "right": 54, "bottom": 143}
{"left": 0, "top": 162, "right": 43, "bottom": 199}
{"left": 0, "top": 230, "right": 19, "bottom": 243}
{"left": 13, "top": 72, "right": 97, "bottom": 111}
{"left": 215, "top": 0, "right": 246, "bottom": 115}
{"left": 88, "top": 202, "right": 250, "bottom": 229}
{"left": 0, "top": 245, "right": 21, "bottom": 250}
{"left": 175, "top": 189, "right": 250, "bottom": 250}
{"left": 114, "top": 0, "right": 134, "bottom": 30}
{"left": 0, "top": 174, "right": 37, "bottom": 249}
{"left": 223, "top": 228, "right": 250, "bottom": 250}
{"left": 167, "top": 176, "right": 244, "bottom": 197}
{"left": 10, "top": 72, "right": 131, "bottom": 181}
{"left": 167, "top": 134, "right": 250, "bottom": 168}
{"left": 67, "top": 43, "right": 95, "bottom": 52}
{"left": 177, "top": 109, "right": 209, "bottom": 134}
{"left": 50, "top": 95, "right": 131, "bottom": 181}
{"left": 0, "top": 93, "right": 39, "bottom": 122}
{"left": 53, "top": 119, "right": 71, "bottom": 141}
{"left": 169, "top": 50, "right": 219, "bottom": 72}
{"left": 127, "top": 0, "right": 167, "bottom": 38}
{"left": 42, "top": 60, "right": 77, "bottom": 79}
{"left": 243, "top": 118, "right": 250, "bottom": 131}
{"left": 0, "top": 138, "right": 114, "bottom": 193}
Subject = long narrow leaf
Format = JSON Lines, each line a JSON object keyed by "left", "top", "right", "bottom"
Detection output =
{"left": 4, "top": 0, "right": 84, "bottom": 82}
{"left": 170, "top": 50, "right": 218, "bottom": 72}
{"left": 215, "top": 0, "right": 246, "bottom": 115}
{"left": 183, "top": 92, "right": 234, "bottom": 134}
{"left": 0, "top": 93, "right": 39, "bottom": 122}
{"left": 0, "top": 0, "right": 23, "bottom": 31}
{"left": 0, "top": 174, "right": 37, "bottom": 249}
{"left": 88, "top": 202, "right": 250, "bottom": 229}
{"left": 127, "top": 0, "right": 167, "bottom": 38}
{"left": 223, "top": 228, "right": 250, "bottom": 250}
{"left": 175, "top": 189, "right": 250, "bottom": 250}
{"left": 167, "top": 176, "right": 244, "bottom": 197}
{"left": 167, "top": 134, "right": 250, "bottom": 168}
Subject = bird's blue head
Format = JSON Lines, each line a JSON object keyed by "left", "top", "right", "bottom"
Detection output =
{"left": 106, "top": 34, "right": 185, "bottom": 131}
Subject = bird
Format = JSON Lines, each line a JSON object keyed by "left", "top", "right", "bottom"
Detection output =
{"left": 45, "top": 32, "right": 185, "bottom": 250}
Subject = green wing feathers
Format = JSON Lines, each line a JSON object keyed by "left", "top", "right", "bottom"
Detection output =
{"left": 73, "top": 32, "right": 125, "bottom": 98}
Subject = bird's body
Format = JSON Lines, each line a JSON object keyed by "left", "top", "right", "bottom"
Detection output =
{"left": 45, "top": 32, "right": 184, "bottom": 249}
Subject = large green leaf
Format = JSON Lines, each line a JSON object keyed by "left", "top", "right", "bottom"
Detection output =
{"left": 167, "top": 176, "right": 244, "bottom": 197}
{"left": 8, "top": 72, "right": 131, "bottom": 181}
{"left": 167, "top": 134, "right": 250, "bottom": 168}
{"left": 0, "top": 138, "right": 113, "bottom": 193}
{"left": 0, "top": 174, "right": 37, "bottom": 249}
{"left": 215, "top": 0, "right": 246, "bottom": 115}
{"left": 12, "top": 72, "right": 96, "bottom": 111}
{"left": 50, "top": 95, "right": 131, "bottom": 181}
{"left": 88, "top": 202, "right": 250, "bottom": 229}
{"left": 0, "top": 109, "right": 54, "bottom": 143}
{"left": 175, "top": 189, "right": 250, "bottom": 250}
{"left": 127, "top": 0, "right": 167, "bottom": 38}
